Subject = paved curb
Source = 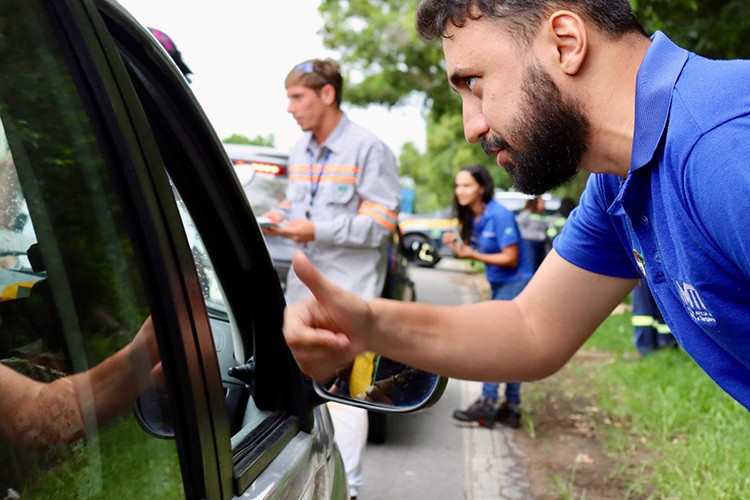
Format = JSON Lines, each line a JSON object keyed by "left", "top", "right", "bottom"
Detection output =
{"left": 460, "top": 381, "right": 533, "bottom": 500}
{"left": 451, "top": 257, "right": 533, "bottom": 499}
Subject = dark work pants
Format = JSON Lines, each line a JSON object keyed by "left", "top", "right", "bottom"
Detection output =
{"left": 632, "top": 281, "right": 677, "bottom": 356}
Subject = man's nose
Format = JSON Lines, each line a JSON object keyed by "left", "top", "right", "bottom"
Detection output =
{"left": 462, "top": 98, "right": 489, "bottom": 144}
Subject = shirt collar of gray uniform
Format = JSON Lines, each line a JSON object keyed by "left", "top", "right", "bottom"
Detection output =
{"left": 305, "top": 113, "right": 351, "bottom": 157}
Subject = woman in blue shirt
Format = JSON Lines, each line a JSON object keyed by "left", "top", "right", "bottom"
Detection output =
{"left": 442, "top": 165, "right": 533, "bottom": 428}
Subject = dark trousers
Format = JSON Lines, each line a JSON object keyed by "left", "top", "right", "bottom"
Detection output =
{"left": 632, "top": 281, "right": 677, "bottom": 356}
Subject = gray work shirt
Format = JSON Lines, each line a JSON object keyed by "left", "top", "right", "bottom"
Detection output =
{"left": 280, "top": 114, "right": 401, "bottom": 304}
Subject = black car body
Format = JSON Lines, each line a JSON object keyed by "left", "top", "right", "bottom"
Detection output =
{"left": 0, "top": 1, "right": 443, "bottom": 498}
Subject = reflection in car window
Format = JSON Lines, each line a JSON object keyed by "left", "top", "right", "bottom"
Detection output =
{"left": 0, "top": 2, "right": 183, "bottom": 498}
{"left": 172, "top": 183, "right": 226, "bottom": 310}
{"left": 169, "top": 179, "right": 271, "bottom": 439}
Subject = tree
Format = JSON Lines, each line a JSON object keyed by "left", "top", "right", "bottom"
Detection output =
{"left": 318, "top": 0, "right": 748, "bottom": 210}
{"left": 635, "top": 0, "right": 750, "bottom": 59}
{"left": 222, "top": 133, "right": 276, "bottom": 147}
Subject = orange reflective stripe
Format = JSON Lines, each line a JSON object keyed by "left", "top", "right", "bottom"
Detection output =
{"left": 289, "top": 175, "right": 311, "bottom": 182}
{"left": 318, "top": 176, "right": 356, "bottom": 184}
{"left": 291, "top": 175, "right": 357, "bottom": 184}
{"left": 358, "top": 207, "right": 396, "bottom": 231}
{"left": 279, "top": 200, "right": 291, "bottom": 208}
{"left": 360, "top": 201, "right": 398, "bottom": 221}
{"left": 288, "top": 164, "right": 359, "bottom": 174}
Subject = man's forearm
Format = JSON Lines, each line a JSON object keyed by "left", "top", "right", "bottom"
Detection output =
{"left": 366, "top": 298, "right": 556, "bottom": 382}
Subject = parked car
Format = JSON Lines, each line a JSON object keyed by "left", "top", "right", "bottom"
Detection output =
{"left": 493, "top": 189, "right": 561, "bottom": 215}
{"left": 0, "top": 1, "right": 445, "bottom": 499}
{"left": 398, "top": 208, "right": 457, "bottom": 265}
{"left": 223, "top": 143, "right": 295, "bottom": 290}
{"left": 223, "top": 143, "right": 435, "bottom": 442}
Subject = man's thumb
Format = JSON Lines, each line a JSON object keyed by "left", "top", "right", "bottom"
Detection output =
{"left": 292, "top": 250, "right": 338, "bottom": 304}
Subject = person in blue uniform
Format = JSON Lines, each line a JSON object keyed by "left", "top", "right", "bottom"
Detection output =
{"left": 280, "top": 0, "right": 750, "bottom": 414}
{"left": 630, "top": 281, "right": 677, "bottom": 358}
{"left": 442, "top": 165, "right": 533, "bottom": 428}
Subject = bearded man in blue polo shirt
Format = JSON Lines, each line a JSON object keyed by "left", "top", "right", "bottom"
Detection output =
{"left": 280, "top": 0, "right": 750, "bottom": 414}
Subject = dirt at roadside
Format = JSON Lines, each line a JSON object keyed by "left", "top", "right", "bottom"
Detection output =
{"left": 515, "top": 350, "right": 654, "bottom": 500}
{"left": 460, "top": 262, "right": 653, "bottom": 499}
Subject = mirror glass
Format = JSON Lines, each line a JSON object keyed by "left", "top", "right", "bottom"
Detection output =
{"left": 319, "top": 353, "right": 444, "bottom": 411}
{"left": 133, "top": 385, "right": 175, "bottom": 439}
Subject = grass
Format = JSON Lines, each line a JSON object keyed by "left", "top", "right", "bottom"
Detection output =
{"left": 14, "top": 418, "right": 184, "bottom": 499}
{"left": 572, "top": 311, "right": 750, "bottom": 499}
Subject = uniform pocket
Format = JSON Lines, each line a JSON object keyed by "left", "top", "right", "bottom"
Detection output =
{"left": 321, "top": 182, "right": 356, "bottom": 205}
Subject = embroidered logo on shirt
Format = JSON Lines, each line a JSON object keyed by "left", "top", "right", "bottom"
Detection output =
{"left": 632, "top": 249, "right": 646, "bottom": 277}
{"left": 675, "top": 281, "right": 716, "bottom": 325}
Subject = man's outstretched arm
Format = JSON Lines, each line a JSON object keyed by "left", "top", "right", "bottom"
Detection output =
{"left": 284, "top": 250, "right": 637, "bottom": 383}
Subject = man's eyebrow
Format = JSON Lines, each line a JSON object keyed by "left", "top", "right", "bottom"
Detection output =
{"left": 448, "top": 69, "right": 467, "bottom": 89}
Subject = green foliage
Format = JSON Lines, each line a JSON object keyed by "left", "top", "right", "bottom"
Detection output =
{"left": 399, "top": 114, "right": 515, "bottom": 212}
{"left": 582, "top": 312, "right": 750, "bottom": 499}
{"left": 318, "top": 0, "right": 749, "bottom": 207}
{"left": 223, "top": 133, "right": 276, "bottom": 147}
{"left": 635, "top": 0, "right": 750, "bottom": 59}
{"left": 318, "top": 0, "right": 454, "bottom": 118}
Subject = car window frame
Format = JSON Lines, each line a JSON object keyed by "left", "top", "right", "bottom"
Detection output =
{"left": 89, "top": 0, "right": 323, "bottom": 495}
{"left": 42, "top": 0, "right": 234, "bottom": 496}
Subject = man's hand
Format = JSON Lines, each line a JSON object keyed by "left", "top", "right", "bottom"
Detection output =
{"left": 283, "top": 251, "right": 372, "bottom": 381}
{"left": 259, "top": 211, "right": 284, "bottom": 236}
{"left": 266, "top": 219, "right": 315, "bottom": 243}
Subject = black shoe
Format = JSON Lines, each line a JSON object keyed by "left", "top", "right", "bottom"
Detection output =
{"left": 452, "top": 397, "right": 497, "bottom": 428}
{"left": 495, "top": 402, "right": 521, "bottom": 429}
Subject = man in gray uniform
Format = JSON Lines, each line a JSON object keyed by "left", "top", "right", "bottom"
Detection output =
{"left": 263, "top": 58, "right": 400, "bottom": 499}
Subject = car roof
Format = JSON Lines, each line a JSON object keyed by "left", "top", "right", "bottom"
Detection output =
{"left": 493, "top": 190, "right": 560, "bottom": 212}
{"left": 223, "top": 143, "right": 290, "bottom": 165}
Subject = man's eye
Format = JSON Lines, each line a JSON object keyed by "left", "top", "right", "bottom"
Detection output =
{"left": 466, "top": 77, "right": 477, "bottom": 91}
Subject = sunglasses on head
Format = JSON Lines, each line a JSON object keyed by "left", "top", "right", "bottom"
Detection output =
{"left": 293, "top": 61, "right": 317, "bottom": 74}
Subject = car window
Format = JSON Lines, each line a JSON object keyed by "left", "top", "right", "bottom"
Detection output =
{"left": 0, "top": 2, "right": 183, "bottom": 497}
{"left": 104, "top": 12, "right": 313, "bottom": 492}
{"left": 169, "top": 179, "right": 273, "bottom": 434}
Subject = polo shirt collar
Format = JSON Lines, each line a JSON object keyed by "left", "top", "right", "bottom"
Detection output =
{"left": 305, "top": 113, "right": 350, "bottom": 155}
{"left": 631, "top": 31, "right": 689, "bottom": 172}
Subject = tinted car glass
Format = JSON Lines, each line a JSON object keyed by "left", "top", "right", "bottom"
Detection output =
{"left": 104, "top": 5, "right": 341, "bottom": 495}
{"left": 0, "top": 2, "right": 183, "bottom": 496}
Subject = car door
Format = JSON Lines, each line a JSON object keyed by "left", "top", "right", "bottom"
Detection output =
{"left": 0, "top": 0, "right": 344, "bottom": 499}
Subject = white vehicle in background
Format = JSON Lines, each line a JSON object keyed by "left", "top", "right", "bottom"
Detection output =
{"left": 223, "top": 143, "right": 296, "bottom": 289}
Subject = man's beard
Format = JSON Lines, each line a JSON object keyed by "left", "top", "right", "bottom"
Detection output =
{"left": 482, "top": 62, "right": 589, "bottom": 195}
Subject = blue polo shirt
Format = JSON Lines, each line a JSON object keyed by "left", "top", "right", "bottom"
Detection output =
{"left": 473, "top": 199, "right": 533, "bottom": 284}
{"left": 555, "top": 32, "right": 750, "bottom": 410}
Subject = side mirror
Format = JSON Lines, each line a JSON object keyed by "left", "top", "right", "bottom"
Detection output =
{"left": 315, "top": 354, "right": 447, "bottom": 413}
{"left": 133, "top": 385, "right": 174, "bottom": 439}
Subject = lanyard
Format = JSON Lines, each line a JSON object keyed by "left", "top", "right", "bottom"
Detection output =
{"left": 306, "top": 148, "right": 332, "bottom": 219}
{"left": 308, "top": 148, "right": 332, "bottom": 202}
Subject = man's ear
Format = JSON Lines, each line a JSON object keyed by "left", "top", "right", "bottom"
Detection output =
{"left": 320, "top": 83, "right": 337, "bottom": 106}
{"left": 546, "top": 11, "right": 588, "bottom": 76}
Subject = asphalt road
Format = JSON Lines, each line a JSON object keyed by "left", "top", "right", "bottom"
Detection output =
{"left": 359, "top": 260, "right": 479, "bottom": 499}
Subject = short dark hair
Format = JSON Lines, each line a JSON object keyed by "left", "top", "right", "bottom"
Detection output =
{"left": 416, "top": 0, "right": 645, "bottom": 46}
{"left": 285, "top": 58, "right": 344, "bottom": 107}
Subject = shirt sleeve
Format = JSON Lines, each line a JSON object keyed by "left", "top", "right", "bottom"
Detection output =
{"left": 497, "top": 211, "right": 522, "bottom": 249}
{"left": 554, "top": 174, "right": 638, "bottom": 279}
{"left": 684, "top": 120, "right": 750, "bottom": 277}
{"left": 314, "top": 140, "right": 401, "bottom": 248}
